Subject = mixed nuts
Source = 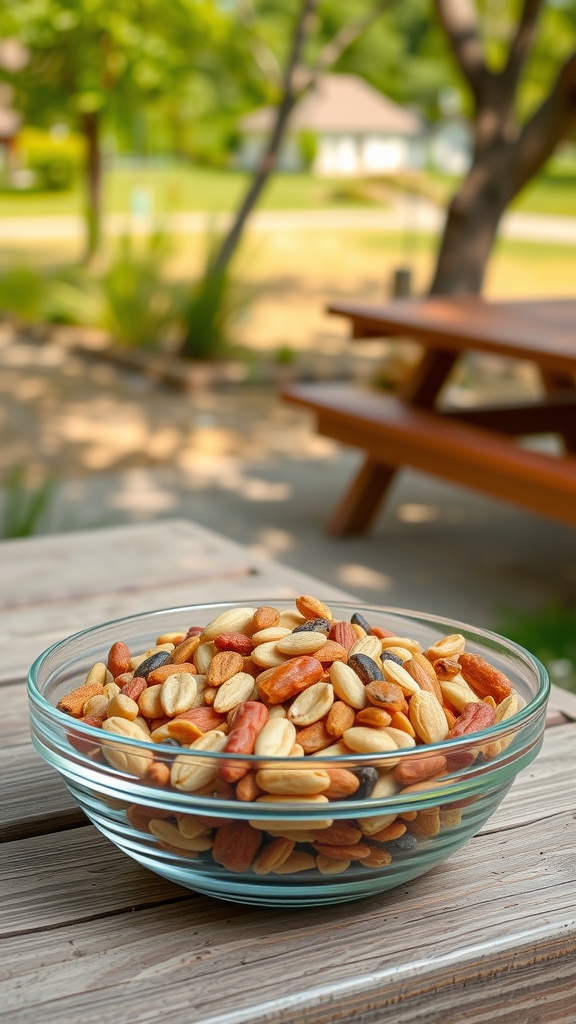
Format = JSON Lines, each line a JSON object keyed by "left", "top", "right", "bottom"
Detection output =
{"left": 56, "top": 598, "right": 522, "bottom": 878}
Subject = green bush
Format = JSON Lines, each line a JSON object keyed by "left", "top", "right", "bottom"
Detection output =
{"left": 32, "top": 156, "right": 78, "bottom": 191}
{"left": 177, "top": 237, "right": 255, "bottom": 361}
{"left": 297, "top": 130, "right": 318, "bottom": 170}
{"left": 496, "top": 602, "right": 576, "bottom": 693}
{"left": 19, "top": 126, "right": 83, "bottom": 192}
{"left": 98, "top": 233, "right": 180, "bottom": 350}
{"left": 0, "top": 265, "right": 48, "bottom": 322}
{"left": 0, "top": 466, "right": 55, "bottom": 539}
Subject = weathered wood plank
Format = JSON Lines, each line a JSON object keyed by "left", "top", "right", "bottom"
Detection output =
{"left": 0, "top": 682, "right": 35, "bottom": 747}
{"left": 0, "top": 563, "right": 353, "bottom": 688}
{"left": 0, "top": 811, "right": 574, "bottom": 1023}
{"left": 0, "top": 747, "right": 81, "bottom": 842}
{"left": 549, "top": 681, "right": 576, "bottom": 719}
{"left": 0, "top": 521, "right": 252, "bottom": 608}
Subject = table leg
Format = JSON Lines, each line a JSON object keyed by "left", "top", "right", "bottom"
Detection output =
{"left": 327, "top": 350, "right": 459, "bottom": 536}
{"left": 399, "top": 349, "right": 460, "bottom": 408}
{"left": 327, "top": 458, "right": 397, "bottom": 536}
{"left": 539, "top": 370, "right": 576, "bottom": 451}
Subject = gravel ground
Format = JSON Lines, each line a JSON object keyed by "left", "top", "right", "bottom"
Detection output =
{"left": 2, "top": 322, "right": 575, "bottom": 631}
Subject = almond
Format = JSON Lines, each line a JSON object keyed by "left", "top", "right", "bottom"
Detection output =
{"left": 207, "top": 650, "right": 244, "bottom": 687}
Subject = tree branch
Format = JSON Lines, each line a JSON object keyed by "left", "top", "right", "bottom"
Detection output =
{"left": 433, "top": 0, "right": 486, "bottom": 103}
{"left": 304, "top": 0, "right": 393, "bottom": 86}
{"left": 501, "top": 0, "right": 543, "bottom": 94}
{"left": 511, "top": 51, "right": 576, "bottom": 197}
{"left": 210, "top": 0, "right": 319, "bottom": 274}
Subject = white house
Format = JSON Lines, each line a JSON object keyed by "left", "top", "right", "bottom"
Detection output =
{"left": 428, "top": 119, "right": 472, "bottom": 175}
{"left": 236, "top": 74, "right": 425, "bottom": 177}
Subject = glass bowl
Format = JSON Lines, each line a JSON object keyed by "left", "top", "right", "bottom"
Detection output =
{"left": 28, "top": 600, "right": 549, "bottom": 907}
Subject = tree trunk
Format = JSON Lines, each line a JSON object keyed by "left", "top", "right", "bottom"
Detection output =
{"left": 210, "top": 0, "right": 319, "bottom": 276}
{"left": 81, "top": 110, "right": 102, "bottom": 263}
{"left": 210, "top": 91, "right": 298, "bottom": 275}
{"left": 428, "top": 156, "right": 512, "bottom": 296}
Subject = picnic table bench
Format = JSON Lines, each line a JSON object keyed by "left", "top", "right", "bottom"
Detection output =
{"left": 2, "top": 520, "right": 576, "bottom": 1023}
{"left": 283, "top": 297, "right": 576, "bottom": 535}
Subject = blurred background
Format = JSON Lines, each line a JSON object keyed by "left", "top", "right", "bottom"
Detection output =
{"left": 1, "top": 0, "right": 575, "bottom": 687}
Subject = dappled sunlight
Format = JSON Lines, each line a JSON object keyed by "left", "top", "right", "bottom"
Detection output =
{"left": 108, "top": 469, "right": 179, "bottom": 514}
{"left": 336, "top": 563, "right": 393, "bottom": 591}
{"left": 395, "top": 502, "right": 440, "bottom": 524}
{"left": 239, "top": 478, "right": 291, "bottom": 501}
{"left": 249, "top": 527, "right": 296, "bottom": 558}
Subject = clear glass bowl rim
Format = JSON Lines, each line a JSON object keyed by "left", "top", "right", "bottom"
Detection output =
{"left": 27, "top": 599, "right": 550, "bottom": 768}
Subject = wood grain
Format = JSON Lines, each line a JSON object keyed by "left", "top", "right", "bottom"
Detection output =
{"left": 328, "top": 296, "right": 576, "bottom": 378}
{"left": 283, "top": 383, "right": 576, "bottom": 531}
{"left": 1, "top": 521, "right": 574, "bottom": 1024}
{"left": 0, "top": 519, "right": 354, "bottom": 685}
{"left": 0, "top": 810, "right": 574, "bottom": 1022}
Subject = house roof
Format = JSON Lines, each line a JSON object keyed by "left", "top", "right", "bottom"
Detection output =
{"left": 240, "top": 74, "right": 423, "bottom": 136}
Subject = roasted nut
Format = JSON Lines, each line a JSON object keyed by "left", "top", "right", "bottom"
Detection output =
{"left": 276, "top": 631, "right": 329, "bottom": 656}
{"left": 365, "top": 679, "right": 407, "bottom": 713}
{"left": 328, "top": 621, "right": 357, "bottom": 651}
{"left": 207, "top": 650, "right": 245, "bottom": 687}
{"left": 57, "top": 679, "right": 105, "bottom": 718}
{"left": 287, "top": 682, "right": 334, "bottom": 726}
{"left": 409, "top": 690, "right": 449, "bottom": 744}
{"left": 355, "top": 707, "right": 392, "bottom": 729}
{"left": 329, "top": 661, "right": 367, "bottom": 709}
{"left": 343, "top": 726, "right": 398, "bottom": 754}
{"left": 252, "top": 837, "right": 295, "bottom": 875}
{"left": 254, "top": 717, "right": 297, "bottom": 757}
{"left": 252, "top": 606, "right": 281, "bottom": 631}
{"left": 458, "top": 653, "right": 513, "bottom": 703}
{"left": 201, "top": 607, "right": 255, "bottom": 641}
{"left": 214, "top": 633, "right": 254, "bottom": 656}
{"left": 323, "top": 768, "right": 361, "bottom": 799}
{"left": 325, "top": 700, "right": 356, "bottom": 738}
{"left": 295, "top": 595, "right": 333, "bottom": 621}
{"left": 295, "top": 720, "right": 333, "bottom": 754}
{"left": 213, "top": 672, "right": 256, "bottom": 714}
{"left": 255, "top": 767, "right": 331, "bottom": 795}
{"left": 257, "top": 656, "right": 324, "bottom": 704}
{"left": 212, "top": 820, "right": 262, "bottom": 872}
{"left": 219, "top": 701, "right": 268, "bottom": 783}
{"left": 170, "top": 729, "right": 228, "bottom": 792}
{"left": 107, "top": 642, "right": 132, "bottom": 679}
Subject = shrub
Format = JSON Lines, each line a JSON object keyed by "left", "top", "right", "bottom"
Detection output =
{"left": 0, "top": 466, "right": 55, "bottom": 539}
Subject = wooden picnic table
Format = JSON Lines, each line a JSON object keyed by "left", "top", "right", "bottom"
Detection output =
{"left": 2, "top": 519, "right": 576, "bottom": 1024}
{"left": 283, "top": 296, "right": 576, "bottom": 535}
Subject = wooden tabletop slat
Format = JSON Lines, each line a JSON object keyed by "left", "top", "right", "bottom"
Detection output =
{"left": 328, "top": 297, "right": 576, "bottom": 377}
{"left": 0, "top": 521, "right": 255, "bottom": 608}
{"left": 0, "top": 522, "right": 354, "bottom": 687}
{"left": 0, "top": 746, "right": 82, "bottom": 842}
{"left": 2, "top": 521, "right": 574, "bottom": 1024}
{"left": 1, "top": 811, "right": 574, "bottom": 1023}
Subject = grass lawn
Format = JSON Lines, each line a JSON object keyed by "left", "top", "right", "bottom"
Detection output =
{"left": 0, "top": 155, "right": 573, "bottom": 218}
{"left": 0, "top": 166, "right": 390, "bottom": 218}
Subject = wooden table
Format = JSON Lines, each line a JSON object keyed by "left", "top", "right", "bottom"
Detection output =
{"left": 2, "top": 520, "right": 576, "bottom": 1024}
{"left": 283, "top": 297, "right": 576, "bottom": 535}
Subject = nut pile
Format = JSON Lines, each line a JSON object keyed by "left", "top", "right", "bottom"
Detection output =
{"left": 57, "top": 597, "right": 522, "bottom": 877}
